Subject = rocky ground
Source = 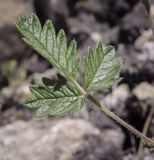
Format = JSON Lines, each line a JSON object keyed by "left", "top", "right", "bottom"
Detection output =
{"left": 0, "top": 0, "right": 154, "bottom": 160}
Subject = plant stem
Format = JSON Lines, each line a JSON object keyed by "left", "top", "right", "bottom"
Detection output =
{"left": 136, "top": 106, "right": 154, "bottom": 160}
{"left": 88, "top": 95, "right": 154, "bottom": 145}
{"left": 69, "top": 0, "right": 154, "bottom": 146}
{"left": 71, "top": 79, "right": 154, "bottom": 145}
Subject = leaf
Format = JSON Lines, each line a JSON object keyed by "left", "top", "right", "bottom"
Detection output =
{"left": 25, "top": 76, "right": 86, "bottom": 117}
{"left": 16, "top": 14, "right": 79, "bottom": 80}
{"left": 84, "top": 43, "right": 122, "bottom": 92}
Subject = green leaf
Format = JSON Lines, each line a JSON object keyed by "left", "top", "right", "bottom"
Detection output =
{"left": 84, "top": 43, "right": 122, "bottom": 92}
{"left": 16, "top": 14, "right": 79, "bottom": 80}
{"left": 26, "top": 76, "right": 86, "bottom": 117}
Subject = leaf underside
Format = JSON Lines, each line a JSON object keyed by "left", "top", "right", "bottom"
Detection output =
{"left": 16, "top": 14, "right": 79, "bottom": 80}
{"left": 84, "top": 43, "right": 122, "bottom": 92}
{"left": 26, "top": 77, "right": 86, "bottom": 117}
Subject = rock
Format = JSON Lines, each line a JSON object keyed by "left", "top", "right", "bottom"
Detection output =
{"left": 138, "top": 41, "right": 154, "bottom": 61}
{"left": 144, "top": 148, "right": 154, "bottom": 160}
{"left": 117, "top": 43, "right": 154, "bottom": 85}
{"left": 123, "top": 154, "right": 134, "bottom": 160}
{"left": 33, "top": 0, "right": 68, "bottom": 32}
{"left": 32, "top": 0, "right": 141, "bottom": 49}
{"left": 79, "top": 85, "right": 130, "bottom": 130}
{"left": 0, "top": 0, "right": 33, "bottom": 27}
{"left": 78, "top": 0, "right": 135, "bottom": 25}
{"left": 0, "top": 0, "right": 33, "bottom": 62}
{"left": 119, "top": 3, "right": 149, "bottom": 44}
{"left": 133, "top": 82, "right": 154, "bottom": 100}
{"left": 86, "top": 104, "right": 120, "bottom": 129}
{"left": 102, "top": 84, "right": 130, "bottom": 117}
{"left": 144, "top": 156, "right": 154, "bottom": 160}
{"left": 0, "top": 118, "right": 124, "bottom": 160}
{"left": 67, "top": 0, "right": 138, "bottom": 47}
{"left": 68, "top": 12, "right": 109, "bottom": 36}
{"left": 135, "top": 30, "right": 154, "bottom": 48}
{"left": 100, "top": 26, "right": 120, "bottom": 45}
{"left": 67, "top": 13, "right": 110, "bottom": 50}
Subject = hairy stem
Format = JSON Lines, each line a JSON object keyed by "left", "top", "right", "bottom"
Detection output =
{"left": 71, "top": 79, "right": 154, "bottom": 145}
{"left": 70, "top": 1, "right": 154, "bottom": 143}
{"left": 88, "top": 95, "right": 154, "bottom": 145}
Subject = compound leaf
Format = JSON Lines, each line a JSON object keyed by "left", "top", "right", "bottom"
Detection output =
{"left": 84, "top": 43, "right": 122, "bottom": 92}
{"left": 16, "top": 14, "right": 79, "bottom": 80}
{"left": 26, "top": 77, "right": 86, "bottom": 117}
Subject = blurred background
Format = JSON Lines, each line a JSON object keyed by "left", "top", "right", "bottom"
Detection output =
{"left": 0, "top": 0, "right": 154, "bottom": 160}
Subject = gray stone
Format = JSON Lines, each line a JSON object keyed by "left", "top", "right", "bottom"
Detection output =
{"left": 0, "top": 118, "right": 124, "bottom": 160}
{"left": 33, "top": 0, "right": 68, "bottom": 31}
{"left": 0, "top": 0, "right": 33, "bottom": 62}
{"left": 119, "top": 3, "right": 149, "bottom": 44}
{"left": 103, "top": 84, "right": 130, "bottom": 116}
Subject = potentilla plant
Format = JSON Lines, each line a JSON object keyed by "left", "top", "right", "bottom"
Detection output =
{"left": 16, "top": 14, "right": 154, "bottom": 145}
